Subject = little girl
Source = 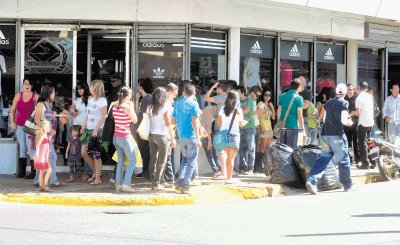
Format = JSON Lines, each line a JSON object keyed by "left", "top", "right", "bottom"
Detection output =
{"left": 34, "top": 120, "right": 52, "bottom": 192}
{"left": 65, "top": 125, "right": 82, "bottom": 183}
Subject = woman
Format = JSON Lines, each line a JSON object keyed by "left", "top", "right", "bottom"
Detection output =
{"left": 9, "top": 78, "right": 38, "bottom": 178}
{"left": 257, "top": 90, "right": 275, "bottom": 158}
{"left": 71, "top": 81, "right": 90, "bottom": 182}
{"left": 80, "top": 80, "right": 107, "bottom": 185}
{"left": 112, "top": 87, "right": 138, "bottom": 192}
{"left": 33, "top": 84, "right": 60, "bottom": 187}
{"left": 216, "top": 92, "right": 245, "bottom": 183}
{"left": 148, "top": 87, "right": 176, "bottom": 191}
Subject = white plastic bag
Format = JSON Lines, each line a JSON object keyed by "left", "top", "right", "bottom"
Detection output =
{"left": 137, "top": 113, "right": 150, "bottom": 140}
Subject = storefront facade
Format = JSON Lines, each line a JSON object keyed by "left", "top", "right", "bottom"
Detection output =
{"left": 1, "top": 0, "right": 399, "bottom": 173}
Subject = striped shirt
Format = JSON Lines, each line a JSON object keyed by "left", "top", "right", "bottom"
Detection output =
{"left": 113, "top": 103, "right": 132, "bottom": 138}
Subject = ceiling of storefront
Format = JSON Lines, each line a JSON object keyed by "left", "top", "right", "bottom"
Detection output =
{"left": 268, "top": 0, "right": 400, "bottom": 21}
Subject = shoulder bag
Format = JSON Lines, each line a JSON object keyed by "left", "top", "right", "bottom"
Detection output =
{"left": 23, "top": 95, "right": 38, "bottom": 135}
{"left": 273, "top": 95, "right": 297, "bottom": 139}
{"left": 213, "top": 109, "right": 237, "bottom": 152}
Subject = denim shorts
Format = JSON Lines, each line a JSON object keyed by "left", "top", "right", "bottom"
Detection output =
{"left": 216, "top": 134, "right": 239, "bottom": 152}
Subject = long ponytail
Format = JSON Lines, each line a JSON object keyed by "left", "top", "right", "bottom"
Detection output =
{"left": 117, "top": 87, "right": 131, "bottom": 109}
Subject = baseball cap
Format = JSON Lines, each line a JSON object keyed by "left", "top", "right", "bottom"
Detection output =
{"left": 336, "top": 83, "right": 347, "bottom": 95}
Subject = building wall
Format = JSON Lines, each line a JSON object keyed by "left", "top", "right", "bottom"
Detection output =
{"left": 1, "top": 0, "right": 365, "bottom": 40}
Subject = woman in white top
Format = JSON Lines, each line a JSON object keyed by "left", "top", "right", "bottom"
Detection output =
{"left": 216, "top": 92, "right": 246, "bottom": 183}
{"left": 148, "top": 87, "right": 176, "bottom": 191}
{"left": 80, "top": 80, "right": 107, "bottom": 185}
{"left": 72, "top": 81, "right": 89, "bottom": 126}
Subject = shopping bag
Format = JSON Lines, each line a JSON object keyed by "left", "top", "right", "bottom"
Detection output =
{"left": 112, "top": 137, "right": 143, "bottom": 167}
{"left": 137, "top": 113, "right": 150, "bottom": 140}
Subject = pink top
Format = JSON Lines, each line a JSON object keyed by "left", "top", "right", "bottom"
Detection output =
{"left": 113, "top": 103, "right": 132, "bottom": 138}
{"left": 34, "top": 136, "right": 50, "bottom": 170}
{"left": 15, "top": 92, "right": 35, "bottom": 126}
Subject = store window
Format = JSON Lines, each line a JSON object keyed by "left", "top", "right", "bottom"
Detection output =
{"left": 0, "top": 25, "right": 16, "bottom": 111}
{"left": 24, "top": 30, "right": 74, "bottom": 108}
{"left": 240, "top": 35, "right": 274, "bottom": 92}
{"left": 280, "top": 41, "right": 311, "bottom": 93}
{"left": 358, "top": 48, "right": 383, "bottom": 96}
{"left": 316, "top": 43, "right": 345, "bottom": 93}
{"left": 190, "top": 30, "right": 226, "bottom": 89}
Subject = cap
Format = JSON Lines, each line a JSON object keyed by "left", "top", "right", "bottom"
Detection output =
{"left": 336, "top": 83, "right": 347, "bottom": 95}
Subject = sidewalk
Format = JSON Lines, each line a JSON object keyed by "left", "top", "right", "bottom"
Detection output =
{"left": 0, "top": 167, "right": 384, "bottom": 206}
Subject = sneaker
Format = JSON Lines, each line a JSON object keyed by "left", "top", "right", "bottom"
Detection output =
{"left": 162, "top": 182, "right": 175, "bottom": 188}
{"left": 213, "top": 171, "right": 222, "bottom": 178}
{"left": 243, "top": 171, "right": 252, "bottom": 176}
{"left": 225, "top": 179, "right": 237, "bottom": 184}
{"left": 239, "top": 170, "right": 245, "bottom": 175}
{"left": 356, "top": 164, "right": 369, "bottom": 170}
{"left": 344, "top": 186, "right": 355, "bottom": 192}
{"left": 121, "top": 184, "right": 136, "bottom": 193}
{"left": 180, "top": 188, "right": 190, "bottom": 194}
{"left": 109, "top": 178, "right": 116, "bottom": 186}
{"left": 191, "top": 179, "right": 202, "bottom": 186}
{"left": 115, "top": 185, "right": 122, "bottom": 192}
{"left": 305, "top": 181, "right": 318, "bottom": 195}
{"left": 232, "top": 171, "right": 239, "bottom": 177}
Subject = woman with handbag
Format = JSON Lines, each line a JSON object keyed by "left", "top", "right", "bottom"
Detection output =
{"left": 112, "top": 87, "right": 138, "bottom": 192}
{"left": 215, "top": 92, "right": 245, "bottom": 183}
{"left": 80, "top": 80, "right": 108, "bottom": 185}
{"left": 9, "top": 78, "right": 38, "bottom": 178}
{"left": 33, "top": 84, "right": 61, "bottom": 187}
{"left": 148, "top": 87, "right": 177, "bottom": 191}
{"left": 257, "top": 90, "right": 275, "bottom": 154}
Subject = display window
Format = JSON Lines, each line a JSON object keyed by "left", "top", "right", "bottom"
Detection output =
{"left": 0, "top": 24, "right": 16, "bottom": 110}
{"left": 190, "top": 30, "right": 226, "bottom": 90}
{"left": 239, "top": 35, "right": 274, "bottom": 93}
{"left": 316, "top": 43, "right": 345, "bottom": 93}
{"left": 280, "top": 40, "right": 311, "bottom": 93}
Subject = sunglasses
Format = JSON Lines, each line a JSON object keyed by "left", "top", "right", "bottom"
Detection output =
{"left": 264, "top": 94, "right": 272, "bottom": 97}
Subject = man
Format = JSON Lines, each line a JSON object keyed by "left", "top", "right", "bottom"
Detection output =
{"left": 382, "top": 83, "right": 400, "bottom": 143}
{"left": 306, "top": 83, "right": 353, "bottom": 194}
{"left": 277, "top": 78, "right": 307, "bottom": 142}
{"left": 163, "top": 83, "right": 179, "bottom": 187}
{"left": 172, "top": 83, "right": 202, "bottom": 194}
{"left": 355, "top": 81, "right": 375, "bottom": 169}
{"left": 344, "top": 84, "right": 360, "bottom": 164}
{"left": 107, "top": 74, "right": 124, "bottom": 106}
{"left": 298, "top": 76, "right": 312, "bottom": 136}
{"left": 239, "top": 86, "right": 262, "bottom": 175}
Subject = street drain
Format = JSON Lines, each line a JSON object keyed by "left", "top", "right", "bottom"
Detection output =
{"left": 103, "top": 211, "right": 134, "bottom": 215}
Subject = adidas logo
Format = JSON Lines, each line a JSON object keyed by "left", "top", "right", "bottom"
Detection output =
{"left": 324, "top": 48, "right": 334, "bottom": 60}
{"left": 0, "top": 30, "right": 9, "bottom": 45}
{"left": 250, "top": 41, "right": 262, "bottom": 54}
{"left": 153, "top": 67, "right": 165, "bottom": 79}
{"left": 289, "top": 44, "right": 300, "bottom": 57}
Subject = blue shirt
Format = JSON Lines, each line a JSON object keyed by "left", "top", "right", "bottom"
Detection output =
{"left": 278, "top": 90, "right": 303, "bottom": 129}
{"left": 172, "top": 97, "right": 200, "bottom": 139}
{"left": 322, "top": 97, "right": 348, "bottom": 136}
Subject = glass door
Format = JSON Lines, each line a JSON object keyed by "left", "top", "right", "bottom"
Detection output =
{"left": 87, "top": 30, "right": 130, "bottom": 96}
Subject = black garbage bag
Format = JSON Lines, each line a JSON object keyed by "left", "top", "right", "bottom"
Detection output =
{"left": 293, "top": 144, "right": 342, "bottom": 191}
{"left": 266, "top": 143, "right": 301, "bottom": 187}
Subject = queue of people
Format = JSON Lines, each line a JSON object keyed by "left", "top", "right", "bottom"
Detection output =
{"left": 9, "top": 75, "right": 398, "bottom": 194}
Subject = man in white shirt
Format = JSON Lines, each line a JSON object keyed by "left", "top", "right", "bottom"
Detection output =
{"left": 382, "top": 83, "right": 400, "bottom": 143}
{"left": 355, "top": 81, "right": 375, "bottom": 169}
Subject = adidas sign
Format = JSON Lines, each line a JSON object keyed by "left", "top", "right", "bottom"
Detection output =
{"left": 289, "top": 44, "right": 300, "bottom": 57}
{"left": 0, "top": 30, "right": 9, "bottom": 45}
{"left": 324, "top": 48, "right": 334, "bottom": 60}
{"left": 250, "top": 41, "right": 262, "bottom": 54}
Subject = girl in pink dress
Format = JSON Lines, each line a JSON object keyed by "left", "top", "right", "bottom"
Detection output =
{"left": 34, "top": 120, "right": 52, "bottom": 192}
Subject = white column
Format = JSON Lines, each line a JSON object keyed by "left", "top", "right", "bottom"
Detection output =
{"left": 347, "top": 40, "right": 358, "bottom": 86}
{"left": 228, "top": 27, "right": 240, "bottom": 83}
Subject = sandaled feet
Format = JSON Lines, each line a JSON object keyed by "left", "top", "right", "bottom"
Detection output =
{"left": 212, "top": 175, "right": 226, "bottom": 180}
{"left": 87, "top": 176, "right": 95, "bottom": 183}
{"left": 50, "top": 181, "right": 62, "bottom": 187}
{"left": 81, "top": 175, "right": 89, "bottom": 182}
{"left": 66, "top": 177, "right": 76, "bottom": 183}
{"left": 90, "top": 180, "right": 102, "bottom": 185}
{"left": 39, "top": 185, "right": 52, "bottom": 192}
{"left": 152, "top": 184, "right": 164, "bottom": 191}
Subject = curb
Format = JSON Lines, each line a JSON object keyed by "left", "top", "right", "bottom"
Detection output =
{"left": 0, "top": 173, "right": 385, "bottom": 207}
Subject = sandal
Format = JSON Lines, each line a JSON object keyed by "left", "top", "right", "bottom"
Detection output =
{"left": 50, "top": 181, "right": 62, "bottom": 187}
{"left": 87, "top": 176, "right": 95, "bottom": 182}
{"left": 42, "top": 185, "right": 52, "bottom": 192}
{"left": 81, "top": 175, "right": 89, "bottom": 182}
{"left": 212, "top": 175, "right": 226, "bottom": 180}
{"left": 66, "top": 177, "right": 77, "bottom": 183}
{"left": 90, "top": 180, "right": 102, "bottom": 185}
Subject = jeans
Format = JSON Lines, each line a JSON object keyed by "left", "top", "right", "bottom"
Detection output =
{"left": 308, "top": 127, "right": 318, "bottom": 145}
{"left": 387, "top": 121, "right": 400, "bottom": 143}
{"left": 16, "top": 126, "right": 35, "bottom": 158}
{"left": 163, "top": 148, "right": 175, "bottom": 183}
{"left": 175, "top": 138, "right": 199, "bottom": 190}
{"left": 201, "top": 137, "right": 220, "bottom": 173}
{"left": 308, "top": 135, "right": 353, "bottom": 189}
{"left": 34, "top": 141, "right": 58, "bottom": 184}
{"left": 358, "top": 125, "right": 372, "bottom": 166}
{"left": 239, "top": 128, "right": 256, "bottom": 171}
{"left": 149, "top": 134, "right": 169, "bottom": 187}
{"left": 113, "top": 136, "right": 137, "bottom": 185}
{"left": 344, "top": 124, "right": 360, "bottom": 162}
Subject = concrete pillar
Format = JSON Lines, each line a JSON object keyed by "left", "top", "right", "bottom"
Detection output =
{"left": 347, "top": 39, "right": 358, "bottom": 86}
{"left": 228, "top": 27, "right": 240, "bottom": 83}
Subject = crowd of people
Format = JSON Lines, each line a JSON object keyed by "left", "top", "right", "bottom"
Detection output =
{"left": 9, "top": 75, "right": 399, "bottom": 194}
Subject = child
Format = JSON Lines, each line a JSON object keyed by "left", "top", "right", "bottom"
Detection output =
{"left": 34, "top": 120, "right": 52, "bottom": 192}
{"left": 65, "top": 125, "right": 83, "bottom": 183}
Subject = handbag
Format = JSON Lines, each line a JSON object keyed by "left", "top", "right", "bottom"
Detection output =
{"left": 23, "top": 111, "right": 37, "bottom": 135}
{"left": 138, "top": 112, "right": 150, "bottom": 140}
{"left": 101, "top": 102, "right": 115, "bottom": 143}
{"left": 213, "top": 109, "right": 237, "bottom": 151}
{"left": 273, "top": 94, "right": 297, "bottom": 139}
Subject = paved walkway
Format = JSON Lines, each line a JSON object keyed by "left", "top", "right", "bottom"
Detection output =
{"left": 0, "top": 167, "right": 384, "bottom": 206}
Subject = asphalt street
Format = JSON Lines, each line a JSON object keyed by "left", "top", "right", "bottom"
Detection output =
{"left": 1, "top": 181, "right": 400, "bottom": 245}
